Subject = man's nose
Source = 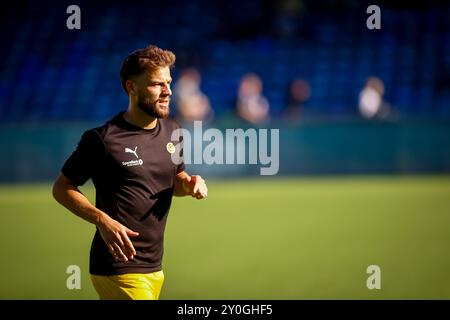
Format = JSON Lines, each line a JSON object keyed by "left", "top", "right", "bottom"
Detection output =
{"left": 162, "top": 84, "right": 172, "bottom": 96}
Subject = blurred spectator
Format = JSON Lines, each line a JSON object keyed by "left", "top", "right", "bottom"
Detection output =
{"left": 358, "top": 77, "right": 392, "bottom": 119}
{"left": 173, "top": 68, "right": 213, "bottom": 123}
{"left": 236, "top": 73, "right": 270, "bottom": 124}
{"left": 283, "top": 78, "right": 311, "bottom": 122}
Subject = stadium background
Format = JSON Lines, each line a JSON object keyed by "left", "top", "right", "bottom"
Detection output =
{"left": 0, "top": 0, "right": 449, "bottom": 299}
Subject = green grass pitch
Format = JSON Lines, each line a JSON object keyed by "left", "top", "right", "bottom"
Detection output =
{"left": 1, "top": 175, "right": 449, "bottom": 299}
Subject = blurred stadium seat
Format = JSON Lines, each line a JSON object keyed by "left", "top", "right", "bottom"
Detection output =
{"left": 0, "top": 0, "right": 449, "bottom": 122}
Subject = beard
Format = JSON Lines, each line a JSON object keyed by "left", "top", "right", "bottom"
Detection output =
{"left": 137, "top": 94, "right": 170, "bottom": 119}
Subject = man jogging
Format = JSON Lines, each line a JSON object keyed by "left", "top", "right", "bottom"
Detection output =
{"left": 53, "top": 44, "right": 208, "bottom": 300}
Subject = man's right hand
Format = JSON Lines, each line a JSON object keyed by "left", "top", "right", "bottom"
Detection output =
{"left": 52, "top": 173, "right": 139, "bottom": 262}
{"left": 97, "top": 213, "right": 139, "bottom": 262}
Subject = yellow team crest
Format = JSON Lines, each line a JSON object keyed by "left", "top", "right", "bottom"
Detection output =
{"left": 166, "top": 142, "right": 176, "bottom": 154}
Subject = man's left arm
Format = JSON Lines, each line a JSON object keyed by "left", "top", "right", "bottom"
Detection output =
{"left": 174, "top": 171, "right": 208, "bottom": 199}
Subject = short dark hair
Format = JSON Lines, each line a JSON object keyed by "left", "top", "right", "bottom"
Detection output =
{"left": 120, "top": 44, "right": 176, "bottom": 94}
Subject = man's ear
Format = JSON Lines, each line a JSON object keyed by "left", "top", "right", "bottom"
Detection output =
{"left": 125, "top": 79, "right": 138, "bottom": 96}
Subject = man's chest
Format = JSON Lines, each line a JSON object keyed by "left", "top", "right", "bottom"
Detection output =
{"left": 103, "top": 133, "right": 178, "bottom": 184}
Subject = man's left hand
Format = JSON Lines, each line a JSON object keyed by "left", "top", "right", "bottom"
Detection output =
{"left": 184, "top": 175, "right": 208, "bottom": 199}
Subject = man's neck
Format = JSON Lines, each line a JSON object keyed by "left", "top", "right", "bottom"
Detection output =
{"left": 124, "top": 106, "right": 157, "bottom": 130}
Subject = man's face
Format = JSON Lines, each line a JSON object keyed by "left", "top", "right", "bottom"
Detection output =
{"left": 135, "top": 67, "right": 172, "bottom": 118}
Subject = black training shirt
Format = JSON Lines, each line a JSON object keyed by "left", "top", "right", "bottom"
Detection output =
{"left": 61, "top": 111, "right": 185, "bottom": 275}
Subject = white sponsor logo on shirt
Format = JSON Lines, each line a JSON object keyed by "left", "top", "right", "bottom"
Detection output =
{"left": 123, "top": 146, "right": 143, "bottom": 166}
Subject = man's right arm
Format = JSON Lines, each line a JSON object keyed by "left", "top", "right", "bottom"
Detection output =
{"left": 52, "top": 173, "right": 139, "bottom": 262}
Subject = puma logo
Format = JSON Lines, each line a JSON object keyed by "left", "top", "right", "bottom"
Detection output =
{"left": 125, "top": 146, "right": 138, "bottom": 158}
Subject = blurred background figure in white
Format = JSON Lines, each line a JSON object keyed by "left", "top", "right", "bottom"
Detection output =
{"left": 174, "top": 68, "right": 213, "bottom": 123}
{"left": 358, "top": 76, "right": 391, "bottom": 120}
{"left": 236, "top": 73, "right": 270, "bottom": 124}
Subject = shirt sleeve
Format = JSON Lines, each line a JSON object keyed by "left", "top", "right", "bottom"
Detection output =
{"left": 174, "top": 122, "right": 185, "bottom": 174}
{"left": 61, "top": 129, "right": 106, "bottom": 186}
{"left": 176, "top": 146, "right": 186, "bottom": 174}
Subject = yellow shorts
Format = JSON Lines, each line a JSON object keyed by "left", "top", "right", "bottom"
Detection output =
{"left": 91, "top": 270, "right": 165, "bottom": 300}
